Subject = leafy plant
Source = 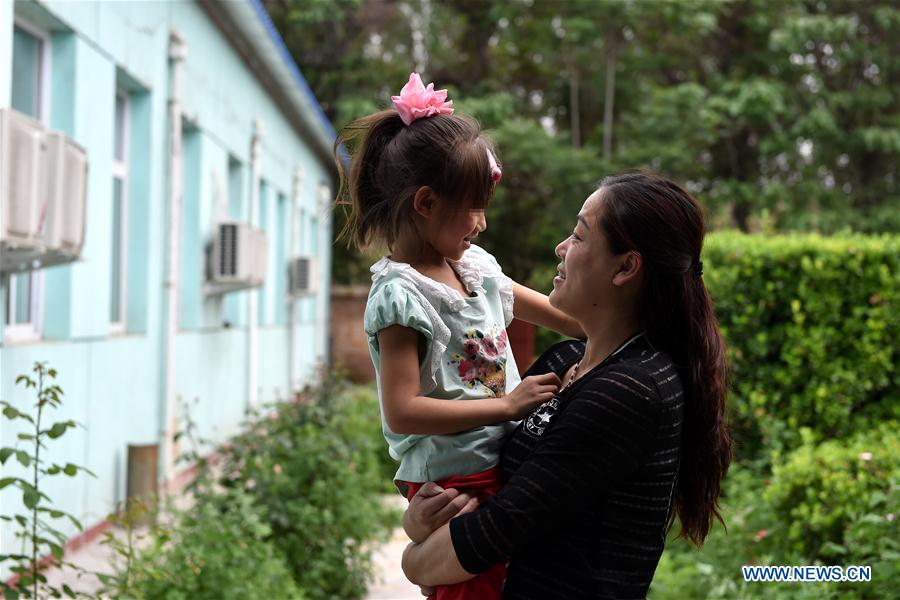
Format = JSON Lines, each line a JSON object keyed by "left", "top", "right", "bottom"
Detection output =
{"left": 212, "top": 378, "right": 395, "bottom": 599}
{"left": 120, "top": 489, "right": 304, "bottom": 600}
{"left": 0, "top": 362, "right": 94, "bottom": 599}
{"left": 94, "top": 496, "right": 154, "bottom": 598}
{"left": 113, "top": 380, "right": 393, "bottom": 599}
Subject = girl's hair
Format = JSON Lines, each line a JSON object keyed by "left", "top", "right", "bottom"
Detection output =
{"left": 334, "top": 110, "right": 498, "bottom": 251}
{"left": 597, "top": 172, "right": 732, "bottom": 547}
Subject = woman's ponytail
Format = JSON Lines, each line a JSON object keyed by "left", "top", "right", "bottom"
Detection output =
{"left": 597, "top": 172, "right": 732, "bottom": 546}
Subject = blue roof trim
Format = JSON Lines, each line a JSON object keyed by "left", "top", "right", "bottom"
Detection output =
{"left": 248, "top": 0, "right": 337, "bottom": 141}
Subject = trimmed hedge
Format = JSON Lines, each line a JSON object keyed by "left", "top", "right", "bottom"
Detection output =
{"left": 651, "top": 232, "right": 900, "bottom": 599}
{"left": 703, "top": 232, "right": 900, "bottom": 457}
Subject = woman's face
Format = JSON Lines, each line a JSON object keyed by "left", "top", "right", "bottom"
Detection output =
{"left": 549, "top": 190, "right": 626, "bottom": 318}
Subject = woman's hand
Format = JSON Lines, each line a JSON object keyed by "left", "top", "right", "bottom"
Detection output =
{"left": 404, "top": 482, "right": 480, "bottom": 543}
{"left": 503, "top": 372, "right": 561, "bottom": 420}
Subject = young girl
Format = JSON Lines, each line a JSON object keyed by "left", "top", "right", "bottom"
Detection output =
{"left": 335, "top": 73, "right": 582, "bottom": 599}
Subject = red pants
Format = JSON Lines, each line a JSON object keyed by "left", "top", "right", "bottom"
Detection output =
{"left": 399, "top": 467, "right": 506, "bottom": 600}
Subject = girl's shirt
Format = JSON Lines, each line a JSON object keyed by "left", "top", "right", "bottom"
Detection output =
{"left": 364, "top": 244, "right": 521, "bottom": 483}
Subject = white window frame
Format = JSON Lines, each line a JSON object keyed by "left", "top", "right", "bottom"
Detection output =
{"left": 110, "top": 89, "right": 130, "bottom": 335}
{"left": 4, "top": 18, "right": 51, "bottom": 344}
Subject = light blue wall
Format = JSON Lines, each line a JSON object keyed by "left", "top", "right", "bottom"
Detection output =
{"left": 1, "top": 0, "right": 333, "bottom": 566}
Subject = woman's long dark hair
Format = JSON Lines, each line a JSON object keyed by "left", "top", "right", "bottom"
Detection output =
{"left": 598, "top": 172, "right": 732, "bottom": 546}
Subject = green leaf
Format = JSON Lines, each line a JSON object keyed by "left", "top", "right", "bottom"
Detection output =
{"left": 17, "top": 433, "right": 34, "bottom": 441}
{"left": 46, "top": 465, "right": 61, "bottom": 475}
{"left": 0, "top": 448, "right": 13, "bottom": 464}
{"left": 67, "top": 515, "right": 83, "bottom": 530}
{"left": 62, "top": 584, "right": 75, "bottom": 599}
{"left": 49, "top": 542, "right": 64, "bottom": 560}
{"left": 821, "top": 541, "right": 848, "bottom": 555}
{"left": 4, "top": 585, "right": 21, "bottom": 599}
{"left": 22, "top": 487, "right": 40, "bottom": 509}
{"left": 45, "top": 422, "right": 69, "bottom": 439}
{"left": 63, "top": 464, "right": 78, "bottom": 477}
{"left": 15, "top": 451, "right": 29, "bottom": 468}
{"left": 0, "top": 477, "right": 20, "bottom": 490}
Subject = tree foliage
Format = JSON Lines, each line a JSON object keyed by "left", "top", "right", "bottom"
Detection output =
{"left": 265, "top": 0, "right": 899, "bottom": 283}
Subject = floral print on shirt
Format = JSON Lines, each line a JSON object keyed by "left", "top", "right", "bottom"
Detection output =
{"left": 449, "top": 327, "right": 509, "bottom": 397}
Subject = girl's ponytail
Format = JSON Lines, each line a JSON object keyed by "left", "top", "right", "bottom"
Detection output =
{"left": 334, "top": 110, "right": 405, "bottom": 250}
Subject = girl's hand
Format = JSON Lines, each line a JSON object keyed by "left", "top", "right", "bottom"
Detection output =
{"left": 404, "top": 482, "right": 479, "bottom": 543}
{"left": 503, "top": 372, "right": 562, "bottom": 419}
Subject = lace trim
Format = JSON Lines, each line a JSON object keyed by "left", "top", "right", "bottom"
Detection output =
{"left": 497, "top": 278, "right": 514, "bottom": 326}
{"left": 370, "top": 244, "right": 508, "bottom": 312}
{"left": 371, "top": 257, "right": 468, "bottom": 312}
{"left": 369, "top": 245, "right": 515, "bottom": 389}
{"left": 454, "top": 246, "right": 514, "bottom": 326}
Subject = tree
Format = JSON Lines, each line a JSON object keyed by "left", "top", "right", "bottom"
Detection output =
{"left": 264, "top": 0, "right": 899, "bottom": 285}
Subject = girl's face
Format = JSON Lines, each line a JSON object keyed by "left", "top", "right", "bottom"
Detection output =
{"left": 427, "top": 201, "right": 487, "bottom": 261}
{"left": 549, "top": 190, "right": 625, "bottom": 318}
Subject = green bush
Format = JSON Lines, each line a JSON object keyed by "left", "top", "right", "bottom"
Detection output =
{"left": 213, "top": 379, "right": 395, "bottom": 599}
{"left": 118, "top": 379, "right": 394, "bottom": 600}
{"left": 344, "top": 384, "right": 401, "bottom": 493}
{"left": 649, "top": 233, "right": 900, "bottom": 600}
{"left": 703, "top": 232, "right": 900, "bottom": 457}
{"left": 123, "top": 489, "right": 303, "bottom": 600}
{"left": 765, "top": 424, "right": 900, "bottom": 563}
{"left": 652, "top": 427, "right": 899, "bottom": 600}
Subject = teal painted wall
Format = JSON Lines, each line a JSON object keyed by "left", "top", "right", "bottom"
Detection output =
{"left": 1, "top": 0, "right": 333, "bottom": 567}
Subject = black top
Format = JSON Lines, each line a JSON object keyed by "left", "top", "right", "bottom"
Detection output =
{"left": 449, "top": 336, "right": 684, "bottom": 599}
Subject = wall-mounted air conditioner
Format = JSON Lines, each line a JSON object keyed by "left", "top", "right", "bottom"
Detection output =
{"left": 0, "top": 107, "right": 88, "bottom": 274}
{"left": 288, "top": 256, "right": 317, "bottom": 297}
{"left": 1, "top": 108, "right": 45, "bottom": 246}
{"left": 43, "top": 132, "right": 88, "bottom": 257}
{"left": 207, "top": 221, "right": 267, "bottom": 293}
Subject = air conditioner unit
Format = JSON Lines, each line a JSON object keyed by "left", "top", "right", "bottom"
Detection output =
{"left": 43, "top": 131, "right": 88, "bottom": 257}
{"left": 1, "top": 107, "right": 88, "bottom": 274}
{"left": 1, "top": 108, "right": 45, "bottom": 249}
{"left": 208, "top": 221, "right": 267, "bottom": 292}
{"left": 288, "top": 256, "right": 317, "bottom": 296}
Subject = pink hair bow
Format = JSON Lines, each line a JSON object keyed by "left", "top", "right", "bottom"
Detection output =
{"left": 487, "top": 149, "right": 502, "bottom": 183}
{"left": 391, "top": 73, "right": 454, "bottom": 126}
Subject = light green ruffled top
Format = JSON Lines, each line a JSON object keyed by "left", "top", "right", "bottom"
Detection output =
{"left": 364, "top": 244, "right": 521, "bottom": 483}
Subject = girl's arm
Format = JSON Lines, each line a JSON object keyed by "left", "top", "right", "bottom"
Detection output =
{"left": 378, "top": 325, "right": 560, "bottom": 435}
{"left": 512, "top": 282, "right": 585, "bottom": 339}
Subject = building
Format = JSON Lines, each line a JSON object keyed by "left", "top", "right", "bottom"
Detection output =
{"left": 0, "top": 0, "right": 334, "bottom": 562}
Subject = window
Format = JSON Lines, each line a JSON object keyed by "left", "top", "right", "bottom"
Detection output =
{"left": 5, "top": 21, "right": 50, "bottom": 342}
{"left": 110, "top": 91, "right": 129, "bottom": 332}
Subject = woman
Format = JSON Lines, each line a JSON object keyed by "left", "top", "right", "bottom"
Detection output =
{"left": 401, "top": 173, "right": 732, "bottom": 599}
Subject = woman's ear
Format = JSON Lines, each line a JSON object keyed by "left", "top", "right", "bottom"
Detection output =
{"left": 412, "top": 186, "right": 436, "bottom": 217}
{"left": 612, "top": 251, "right": 642, "bottom": 287}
